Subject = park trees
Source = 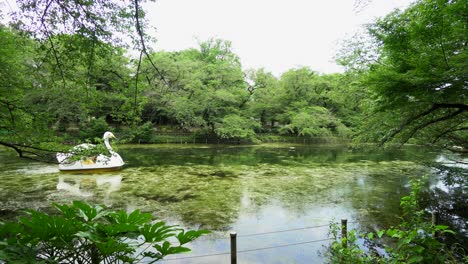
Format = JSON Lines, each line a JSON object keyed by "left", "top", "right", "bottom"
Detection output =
{"left": 139, "top": 39, "right": 256, "bottom": 138}
{"left": 345, "top": 0, "right": 467, "bottom": 147}
{"left": 0, "top": 26, "right": 137, "bottom": 159}
{"left": 27, "top": 34, "right": 134, "bottom": 129}
{"left": 274, "top": 67, "right": 351, "bottom": 137}
{"left": 3, "top": 0, "right": 462, "bottom": 148}
{"left": 0, "top": 0, "right": 154, "bottom": 157}
{"left": 244, "top": 68, "right": 281, "bottom": 130}
{"left": 0, "top": 26, "right": 39, "bottom": 143}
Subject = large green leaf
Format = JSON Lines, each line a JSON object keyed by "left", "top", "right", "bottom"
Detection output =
{"left": 140, "top": 222, "right": 178, "bottom": 243}
{"left": 153, "top": 241, "right": 191, "bottom": 256}
{"left": 176, "top": 230, "right": 211, "bottom": 245}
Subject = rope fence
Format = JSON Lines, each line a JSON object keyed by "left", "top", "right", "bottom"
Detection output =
{"left": 195, "top": 219, "right": 370, "bottom": 241}
{"left": 159, "top": 218, "right": 371, "bottom": 263}
{"left": 237, "top": 223, "right": 330, "bottom": 237}
{"left": 161, "top": 252, "right": 230, "bottom": 261}
{"left": 161, "top": 238, "right": 333, "bottom": 262}
{"left": 237, "top": 238, "right": 333, "bottom": 253}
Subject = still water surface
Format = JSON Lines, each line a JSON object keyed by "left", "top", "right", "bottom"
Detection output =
{"left": 0, "top": 144, "right": 442, "bottom": 263}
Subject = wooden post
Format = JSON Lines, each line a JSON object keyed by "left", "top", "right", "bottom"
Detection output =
{"left": 341, "top": 219, "right": 348, "bottom": 248}
{"left": 432, "top": 211, "right": 439, "bottom": 226}
{"left": 432, "top": 211, "right": 439, "bottom": 238}
{"left": 230, "top": 232, "right": 237, "bottom": 264}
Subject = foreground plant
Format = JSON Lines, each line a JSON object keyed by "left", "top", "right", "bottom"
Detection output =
{"left": 376, "top": 178, "right": 459, "bottom": 263}
{"left": 327, "top": 222, "right": 376, "bottom": 264}
{"left": 326, "top": 177, "right": 465, "bottom": 264}
{"left": 0, "top": 201, "right": 209, "bottom": 263}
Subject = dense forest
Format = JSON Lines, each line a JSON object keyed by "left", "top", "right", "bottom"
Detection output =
{"left": 0, "top": 0, "right": 466, "bottom": 158}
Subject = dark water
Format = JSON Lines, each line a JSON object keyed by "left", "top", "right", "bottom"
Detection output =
{"left": 0, "top": 143, "right": 462, "bottom": 263}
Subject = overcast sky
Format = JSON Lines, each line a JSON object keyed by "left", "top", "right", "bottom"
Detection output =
{"left": 144, "top": 0, "right": 414, "bottom": 76}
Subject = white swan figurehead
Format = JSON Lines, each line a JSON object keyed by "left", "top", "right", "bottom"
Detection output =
{"left": 56, "top": 131, "right": 125, "bottom": 171}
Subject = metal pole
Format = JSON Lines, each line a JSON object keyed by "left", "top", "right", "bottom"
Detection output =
{"left": 230, "top": 232, "right": 237, "bottom": 264}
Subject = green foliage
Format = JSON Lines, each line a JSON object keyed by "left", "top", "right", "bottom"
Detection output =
{"left": 327, "top": 222, "right": 376, "bottom": 264}
{"left": 244, "top": 68, "right": 282, "bottom": 129}
{"left": 279, "top": 106, "right": 350, "bottom": 137}
{"left": 377, "top": 178, "right": 459, "bottom": 263}
{"left": 272, "top": 68, "right": 357, "bottom": 137}
{"left": 80, "top": 117, "right": 111, "bottom": 140}
{"left": 13, "top": 0, "right": 142, "bottom": 47}
{"left": 140, "top": 39, "right": 248, "bottom": 135}
{"left": 215, "top": 114, "right": 260, "bottom": 141}
{"left": 125, "top": 122, "right": 155, "bottom": 143}
{"left": 0, "top": 201, "right": 209, "bottom": 263}
{"left": 344, "top": 0, "right": 468, "bottom": 146}
{"left": 0, "top": 26, "right": 38, "bottom": 137}
{"left": 326, "top": 177, "right": 464, "bottom": 263}
{"left": 66, "top": 141, "right": 112, "bottom": 163}
{"left": 1, "top": 22, "right": 361, "bottom": 153}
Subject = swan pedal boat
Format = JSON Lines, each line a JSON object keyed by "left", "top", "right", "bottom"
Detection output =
{"left": 56, "top": 132, "right": 125, "bottom": 172}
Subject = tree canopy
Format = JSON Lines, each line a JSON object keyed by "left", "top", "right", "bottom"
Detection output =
{"left": 1, "top": 0, "right": 466, "bottom": 159}
{"left": 346, "top": 0, "right": 467, "bottom": 147}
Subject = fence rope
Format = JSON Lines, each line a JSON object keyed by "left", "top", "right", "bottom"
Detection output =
{"left": 237, "top": 224, "right": 330, "bottom": 237}
{"left": 197, "top": 220, "right": 371, "bottom": 241}
{"left": 161, "top": 251, "right": 230, "bottom": 261}
{"left": 160, "top": 237, "right": 333, "bottom": 261}
{"left": 237, "top": 238, "right": 333, "bottom": 253}
{"left": 159, "top": 219, "right": 372, "bottom": 261}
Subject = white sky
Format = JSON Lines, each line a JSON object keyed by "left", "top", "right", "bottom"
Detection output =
{"left": 144, "top": 0, "right": 414, "bottom": 76}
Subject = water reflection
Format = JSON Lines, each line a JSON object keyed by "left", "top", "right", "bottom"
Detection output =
{"left": 56, "top": 174, "right": 122, "bottom": 200}
{"left": 435, "top": 154, "right": 468, "bottom": 170}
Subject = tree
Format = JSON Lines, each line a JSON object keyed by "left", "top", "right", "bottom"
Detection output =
{"left": 139, "top": 39, "right": 251, "bottom": 139}
{"left": 346, "top": 0, "right": 467, "bottom": 147}
{"left": 0, "top": 26, "right": 63, "bottom": 161}
{"left": 215, "top": 114, "right": 260, "bottom": 141}
{"left": 1, "top": 0, "right": 156, "bottom": 157}
{"left": 278, "top": 105, "right": 349, "bottom": 137}
{"left": 0, "top": 26, "right": 33, "bottom": 134}
{"left": 271, "top": 67, "right": 353, "bottom": 137}
{"left": 244, "top": 68, "right": 282, "bottom": 129}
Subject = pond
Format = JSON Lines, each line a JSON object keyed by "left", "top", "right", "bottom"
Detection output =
{"left": 0, "top": 143, "right": 460, "bottom": 263}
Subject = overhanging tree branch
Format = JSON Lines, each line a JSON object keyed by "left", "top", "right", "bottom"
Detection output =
{"left": 44, "top": 25, "right": 66, "bottom": 89}
{"left": 380, "top": 104, "right": 441, "bottom": 145}
{"left": 133, "top": 0, "right": 169, "bottom": 87}
{"left": 0, "top": 141, "right": 58, "bottom": 163}
{"left": 434, "top": 103, "right": 468, "bottom": 110}
{"left": 400, "top": 108, "right": 465, "bottom": 145}
{"left": 380, "top": 103, "right": 467, "bottom": 145}
{"left": 134, "top": 50, "right": 143, "bottom": 116}
{"left": 432, "top": 122, "right": 468, "bottom": 144}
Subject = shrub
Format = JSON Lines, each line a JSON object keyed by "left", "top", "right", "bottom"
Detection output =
{"left": 129, "top": 122, "right": 154, "bottom": 143}
{"left": 80, "top": 117, "right": 110, "bottom": 140}
{"left": 0, "top": 201, "right": 209, "bottom": 263}
{"left": 214, "top": 114, "right": 260, "bottom": 142}
{"left": 327, "top": 222, "right": 377, "bottom": 264}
